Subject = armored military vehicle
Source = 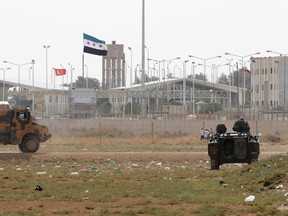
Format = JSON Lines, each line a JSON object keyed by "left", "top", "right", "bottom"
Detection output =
{"left": 0, "top": 101, "right": 51, "bottom": 153}
{"left": 208, "top": 123, "right": 260, "bottom": 170}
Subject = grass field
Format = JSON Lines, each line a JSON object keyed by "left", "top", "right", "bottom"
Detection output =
{"left": 0, "top": 129, "right": 287, "bottom": 215}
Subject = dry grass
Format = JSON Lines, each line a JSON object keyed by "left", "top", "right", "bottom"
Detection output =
{"left": 0, "top": 128, "right": 287, "bottom": 215}
{"left": 43, "top": 128, "right": 206, "bottom": 153}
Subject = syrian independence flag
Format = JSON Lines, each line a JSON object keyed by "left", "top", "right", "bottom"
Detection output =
{"left": 83, "top": 33, "right": 108, "bottom": 56}
{"left": 55, "top": 69, "right": 66, "bottom": 76}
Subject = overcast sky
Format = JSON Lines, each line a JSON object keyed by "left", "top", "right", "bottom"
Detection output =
{"left": 0, "top": 0, "right": 287, "bottom": 88}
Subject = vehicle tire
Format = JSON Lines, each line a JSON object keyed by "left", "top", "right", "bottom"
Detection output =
{"left": 21, "top": 137, "right": 40, "bottom": 153}
{"left": 210, "top": 159, "right": 220, "bottom": 170}
{"left": 251, "top": 156, "right": 259, "bottom": 163}
{"left": 18, "top": 144, "right": 27, "bottom": 153}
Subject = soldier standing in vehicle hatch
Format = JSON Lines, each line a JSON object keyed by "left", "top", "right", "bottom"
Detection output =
{"left": 232, "top": 117, "right": 250, "bottom": 133}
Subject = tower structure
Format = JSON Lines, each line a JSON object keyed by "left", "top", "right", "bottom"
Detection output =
{"left": 102, "top": 41, "right": 125, "bottom": 89}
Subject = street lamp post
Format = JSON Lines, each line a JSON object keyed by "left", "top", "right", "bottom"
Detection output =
{"left": 226, "top": 59, "right": 233, "bottom": 108}
{"left": 189, "top": 55, "right": 221, "bottom": 90}
{"left": 191, "top": 62, "right": 196, "bottom": 114}
{"left": 68, "top": 63, "right": 73, "bottom": 89}
{"left": 128, "top": 47, "right": 133, "bottom": 88}
{"left": 128, "top": 47, "right": 133, "bottom": 116}
{"left": 31, "top": 60, "right": 35, "bottom": 91}
{"left": 145, "top": 46, "right": 149, "bottom": 84}
{"left": 3, "top": 60, "right": 34, "bottom": 89}
{"left": 0, "top": 67, "right": 11, "bottom": 100}
{"left": 225, "top": 52, "right": 260, "bottom": 106}
{"left": 173, "top": 65, "right": 177, "bottom": 78}
{"left": 198, "top": 63, "right": 229, "bottom": 115}
{"left": 267, "top": 50, "right": 287, "bottom": 120}
{"left": 43, "top": 45, "right": 51, "bottom": 90}
{"left": 148, "top": 57, "right": 180, "bottom": 90}
{"left": 147, "top": 58, "right": 162, "bottom": 89}
{"left": 183, "top": 60, "right": 189, "bottom": 105}
{"left": 162, "top": 57, "right": 180, "bottom": 86}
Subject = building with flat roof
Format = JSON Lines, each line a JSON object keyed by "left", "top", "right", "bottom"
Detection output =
{"left": 251, "top": 56, "right": 288, "bottom": 113}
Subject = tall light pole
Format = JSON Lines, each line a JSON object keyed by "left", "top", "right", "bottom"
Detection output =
{"left": 189, "top": 55, "right": 221, "bottom": 90}
{"left": 226, "top": 58, "right": 233, "bottom": 108}
{"left": 43, "top": 45, "right": 51, "bottom": 90}
{"left": 183, "top": 59, "right": 189, "bottom": 105}
{"left": 225, "top": 52, "right": 260, "bottom": 106}
{"left": 267, "top": 50, "right": 287, "bottom": 120}
{"left": 147, "top": 58, "right": 163, "bottom": 88}
{"left": 3, "top": 60, "right": 34, "bottom": 89}
{"left": 68, "top": 63, "right": 73, "bottom": 89}
{"left": 141, "top": 0, "right": 145, "bottom": 88}
{"left": 128, "top": 47, "right": 133, "bottom": 116}
{"left": 0, "top": 67, "right": 11, "bottom": 100}
{"left": 173, "top": 65, "right": 177, "bottom": 78}
{"left": 128, "top": 47, "right": 133, "bottom": 87}
{"left": 162, "top": 57, "right": 181, "bottom": 80}
{"left": 31, "top": 60, "right": 35, "bottom": 91}
{"left": 60, "top": 64, "right": 65, "bottom": 90}
{"left": 191, "top": 62, "right": 196, "bottom": 114}
{"left": 145, "top": 45, "right": 149, "bottom": 83}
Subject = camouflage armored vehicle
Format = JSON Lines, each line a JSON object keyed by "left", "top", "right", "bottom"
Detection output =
{"left": 208, "top": 122, "right": 260, "bottom": 170}
{"left": 0, "top": 101, "right": 51, "bottom": 153}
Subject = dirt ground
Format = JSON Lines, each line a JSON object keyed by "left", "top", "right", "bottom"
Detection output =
{"left": 0, "top": 141, "right": 285, "bottom": 163}
{"left": 0, "top": 142, "right": 287, "bottom": 215}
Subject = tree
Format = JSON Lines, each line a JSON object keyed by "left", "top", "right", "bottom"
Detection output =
{"left": 230, "top": 70, "right": 252, "bottom": 106}
{"left": 231, "top": 70, "right": 251, "bottom": 88}
{"left": 198, "top": 102, "right": 223, "bottom": 114}
{"left": 63, "top": 76, "right": 101, "bottom": 89}
{"left": 120, "top": 101, "right": 141, "bottom": 115}
{"left": 217, "top": 73, "right": 229, "bottom": 85}
{"left": 164, "top": 99, "right": 182, "bottom": 105}
{"left": 195, "top": 72, "right": 208, "bottom": 81}
{"left": 97, "top": 98, "right": 112, "bottom": 115}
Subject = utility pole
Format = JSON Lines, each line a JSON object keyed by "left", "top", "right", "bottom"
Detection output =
{"left": 236, "top": 62, "right": 240, "bottom": 117}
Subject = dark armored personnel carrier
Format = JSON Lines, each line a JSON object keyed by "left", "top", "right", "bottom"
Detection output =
{"left": 208, "top": 122, "right": 260, "bottom": 170}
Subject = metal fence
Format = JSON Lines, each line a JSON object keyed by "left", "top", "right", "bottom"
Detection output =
{"left": 39, "top": 118, "right": 287, "bottom": 136}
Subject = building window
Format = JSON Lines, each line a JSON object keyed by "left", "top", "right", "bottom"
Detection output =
{"left": 56, "top": 96, "right": 58, "bottom": 103}
{"left": 270, "top": 68, "right": 273, "bottom": 74}
{"left": 49, "top": 96, "right": 52, "bottom": 103}
{"left": 255, "top": 85, "right": 259, "bottom": 93}
{"left": 271, "top": 84, "right": 273, "bottom": 90}
{"left": 270, "top": 101, "right": 273, "bottom": 106}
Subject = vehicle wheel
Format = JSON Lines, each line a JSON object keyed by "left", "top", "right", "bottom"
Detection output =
{"left": 251, "top": 156, "right": 259, "bottom": 163}
{"left": 18, "top": 144, "right": 27, "bottom": 153}
{"left": 210, "top": 159, "right": 220, "bottom": 170}
{"left": 22, "top": 137, "right": 40, "bottom": 153}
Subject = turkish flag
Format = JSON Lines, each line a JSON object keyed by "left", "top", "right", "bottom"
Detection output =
{"left": 55, "top": 69, "right": 66, "bottom": 76}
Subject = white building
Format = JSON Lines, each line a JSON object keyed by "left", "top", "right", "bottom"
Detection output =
{"left": 251, "top": 56, "right": 288, "bottom": 113}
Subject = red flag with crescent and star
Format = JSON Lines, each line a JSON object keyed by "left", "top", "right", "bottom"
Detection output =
{"left": 55, "top": 69, "right": 66, "bottom": 76}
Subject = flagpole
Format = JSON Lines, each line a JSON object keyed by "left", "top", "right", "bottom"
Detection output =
{"left": 82, "top": 53, "right": 85, "bottom": 78}
{"left": 141, "top": 0, "right": 145, "bottom": 87}
{"left": 54, "top": 69, "right": 55, "bottom": 90}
